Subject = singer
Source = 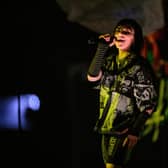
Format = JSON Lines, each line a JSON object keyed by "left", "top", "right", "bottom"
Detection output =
{"left": 87, "top": 18, "right": 158, "bottom": 168}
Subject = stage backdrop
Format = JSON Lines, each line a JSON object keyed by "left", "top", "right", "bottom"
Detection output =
{"left": 56, "top": 0, "right": 164, "bottom": 35}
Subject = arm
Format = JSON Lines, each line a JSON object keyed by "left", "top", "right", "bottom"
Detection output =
{"left": 87, "top": 34, "right": 114, "bottom": 81}
{"left": 130, "top": 72, "right": 157, "bottom": 133}
{"left": 87, "top": 42, "right": 109, "bottom": 77}
{"left": 124, "top": 65, "right": 157, "bottom": 149}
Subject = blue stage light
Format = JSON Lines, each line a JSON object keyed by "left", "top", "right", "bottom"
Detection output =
{"left": 0, "top": 93, "right": 40, "bottom": 130}
{"left": 28, "top": 94, "right": 40, "bottom": 111}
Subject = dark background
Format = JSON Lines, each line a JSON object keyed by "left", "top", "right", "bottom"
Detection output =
{"left": 0, "top": 0, "right": 167, "bottom": 167}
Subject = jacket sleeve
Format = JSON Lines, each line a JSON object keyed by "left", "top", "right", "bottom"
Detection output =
{"left": 129, "top": 64, "right": 158, "bottom": 136}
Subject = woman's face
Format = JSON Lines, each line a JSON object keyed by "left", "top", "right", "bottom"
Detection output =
{"left": 114, "top": 26, "right": 135, "bottom": 51}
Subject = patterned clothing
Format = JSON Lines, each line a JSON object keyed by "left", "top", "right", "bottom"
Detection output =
{"left": 101, "top": 134, "right": 131, "bottom": 165}
{"left": 94, "top": 52, "right": 157, "bottom": 135}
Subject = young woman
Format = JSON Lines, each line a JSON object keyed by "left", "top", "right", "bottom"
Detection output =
{"left": 87, "top": 18, "right": 158, "bottom": 168}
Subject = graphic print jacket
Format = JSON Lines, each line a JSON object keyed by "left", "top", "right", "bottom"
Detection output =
{"left": 94, "top": 52, "right": 158, "bottom": 135}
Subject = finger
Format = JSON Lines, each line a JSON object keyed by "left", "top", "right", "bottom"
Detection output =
{"left": 120, "top": 128, "right": 129, "bottom": 134}
{"left": 109, "top": 41, "right": 115, "bottom": 47}
{"left": 109, "top": 37, "right": 117, "bottom": 47}
{"left": 99, "top": 33, "right": 111, "bottom": 39}
{"left": 128, "top": 139, "right": 137, "bottom": 149}
{"left": 128, "top": 141, "right": 133, "bottom": 149}
{"left": 122, "top": 137, "right": 128, "bottom": 147}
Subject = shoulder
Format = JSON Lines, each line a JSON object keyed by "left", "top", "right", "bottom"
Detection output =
{"left": 135, "top": 55, "right": 153, "bottom": 72}
{"left": 135, "top": 55, "right": 157, "bottom": 84}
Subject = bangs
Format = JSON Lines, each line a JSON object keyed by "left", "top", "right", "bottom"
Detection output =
{"left": 115, "top": 25, "right": 134, "bottom": 32}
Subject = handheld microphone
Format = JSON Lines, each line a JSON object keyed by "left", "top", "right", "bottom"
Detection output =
{"left": 88, "top": 35, "right": 114, "bottom": 45}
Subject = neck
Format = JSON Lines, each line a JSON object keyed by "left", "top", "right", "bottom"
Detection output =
{"left": 118, "top": 50, "right": 130, "bottom": 60}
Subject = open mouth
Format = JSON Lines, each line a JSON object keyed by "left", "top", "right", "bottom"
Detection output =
{"left": 114, "top": 36, "right": 125, "bottom": 42}
{"left": 116, "top": 39, "right": 124, "bottom": 42}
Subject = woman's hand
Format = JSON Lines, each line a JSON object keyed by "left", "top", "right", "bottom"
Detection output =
{"left": 122, "top": 134, "right": 139, "bottom": 149}
{"left": 99, "top": 33, "right": 115, "bottom": 47}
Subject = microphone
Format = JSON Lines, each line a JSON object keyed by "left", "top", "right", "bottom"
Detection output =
{"left": 88, "top": 35, "right": 114, "bottom": 45}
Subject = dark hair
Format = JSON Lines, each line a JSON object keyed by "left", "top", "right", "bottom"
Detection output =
{"left": 113, "top": 18, "right": 144, "bottom": 54}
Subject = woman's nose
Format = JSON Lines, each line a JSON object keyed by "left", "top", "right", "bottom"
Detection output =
{"left": 115, "top": 32, "right": 124, "bottom": 38}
